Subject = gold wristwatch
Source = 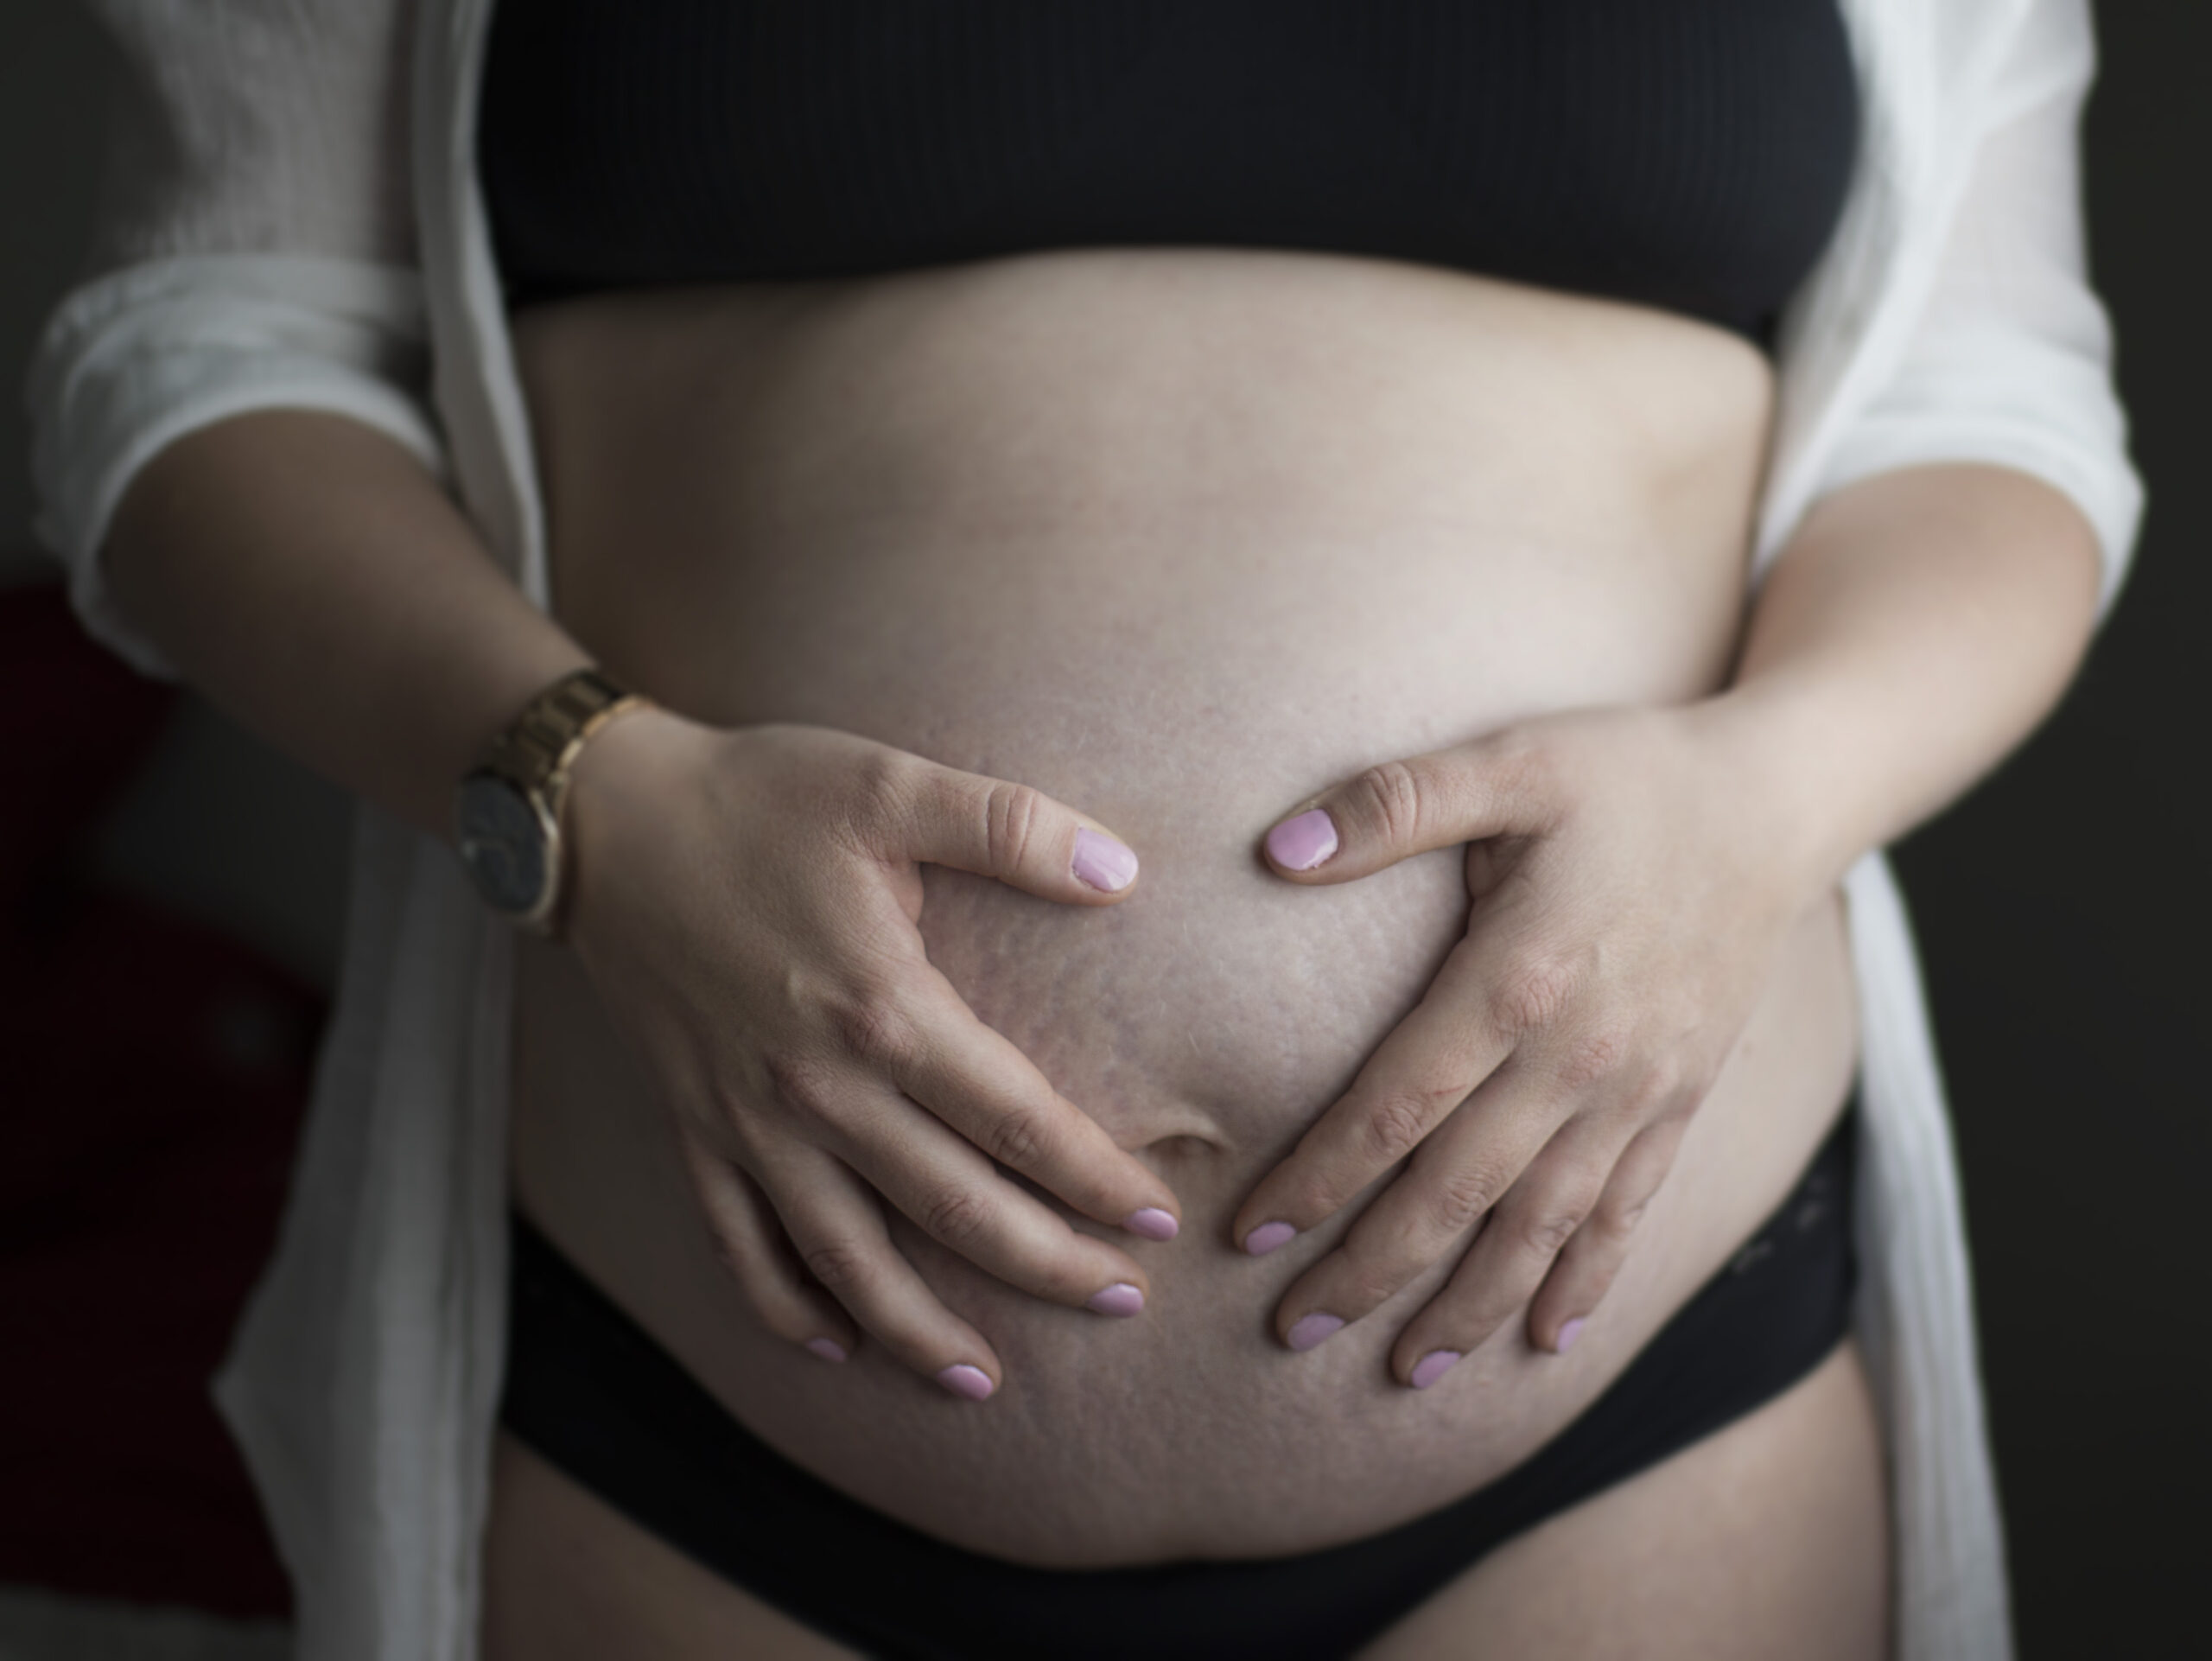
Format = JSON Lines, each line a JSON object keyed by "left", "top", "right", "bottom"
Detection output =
{"left": 453, "top": 667, "right": 653, "bottom": 937}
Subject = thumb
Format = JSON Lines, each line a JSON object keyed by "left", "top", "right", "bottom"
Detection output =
{"left": 1262, "top": 741, "right": 1547, "bottom": 883}
{"left": 898, "top": 762, "right": 1141, "bottom": 906}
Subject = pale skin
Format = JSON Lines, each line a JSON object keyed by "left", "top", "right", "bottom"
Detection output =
{"left": 105, "top": 251, "right": 2100, "bottom": 1655}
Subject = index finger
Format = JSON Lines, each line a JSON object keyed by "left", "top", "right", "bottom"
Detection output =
{"left": 1230, "top": 931, "right": 1513, "bottom": 1254}
{"left": 891, "top": 969, "right": 1185, "bottom": 1243}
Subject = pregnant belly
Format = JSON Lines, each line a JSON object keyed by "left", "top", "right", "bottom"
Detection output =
{"left": 506, "top": 250, "right": 1860, "bottom": 1564}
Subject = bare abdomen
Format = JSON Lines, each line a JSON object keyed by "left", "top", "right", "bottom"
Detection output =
{"left": 506, "top": 250, "right": 1859, "bottom": 1564}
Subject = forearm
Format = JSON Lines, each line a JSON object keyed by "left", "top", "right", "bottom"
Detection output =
{"left": 1707, "top": 462, "right": 2105, "bottom": 890}
{"left": 104, "top": 410, "right": 592, "bottom": 837}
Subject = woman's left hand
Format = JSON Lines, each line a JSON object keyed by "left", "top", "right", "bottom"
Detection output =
{"left": 1231, "top": 700, "right": 1826, "bottom": 1386}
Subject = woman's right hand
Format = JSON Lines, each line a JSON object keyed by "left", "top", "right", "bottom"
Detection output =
{"left": 558, "top": 712, "right": 1179, "bottom": 1400}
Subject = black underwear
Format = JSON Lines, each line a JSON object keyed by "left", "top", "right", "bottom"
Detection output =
{"left": 479, "top": 0, "right": 1861, "bottom": 344}
{"left": 500, "top": 1103, "right": 1857, "bottom": 1660}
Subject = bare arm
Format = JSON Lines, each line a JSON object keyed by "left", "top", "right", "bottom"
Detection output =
{"left": 1725, "top": 462, "right": 2101, "bottom": 878}
{"left": 105, "top": 410, "right": 590, "bottom": 836}
{"left": 1232, "top": 462, "right": 2102, "bottom": 1382}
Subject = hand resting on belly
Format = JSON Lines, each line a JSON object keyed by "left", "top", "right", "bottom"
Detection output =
{"left": 1235, "top": 695, "right": 1851, "bottom": 1388}
{"left": 556, "top": 712, "right": 1192, "bottom": 1397}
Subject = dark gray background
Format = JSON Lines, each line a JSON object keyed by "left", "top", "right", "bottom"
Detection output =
{"left": 3, "top": 3, "right": 2203, "bottom": 1653}
{"left": 1, "top": 3, "right": 354, "bottom": 987}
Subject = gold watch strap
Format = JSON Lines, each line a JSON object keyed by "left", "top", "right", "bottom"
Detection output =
{"left": 484, "top": 666, "right": 651, "bottom": 819}
{"left": 480, "top": 668, "right": 657, "bottom": 938}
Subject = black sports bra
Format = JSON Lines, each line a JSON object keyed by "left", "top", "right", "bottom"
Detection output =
{"left": 480, "top": 0, "right": 1859, "bottom": 347}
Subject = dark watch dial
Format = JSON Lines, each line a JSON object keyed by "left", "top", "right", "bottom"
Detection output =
{"left": 455, "top": 771, "right": 554, "bottom": 917}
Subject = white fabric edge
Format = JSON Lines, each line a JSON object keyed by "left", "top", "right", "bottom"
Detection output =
{"left": 410, "top": 6, "right": 532, "bottom": 1647}
{"left": 1815, "top": 420, "right": 2142, "bottom": 617}
{"left": 212, "top": 805, "right": 505, "bottom": 1661}
{"left": 1845, "top": 851, "right": 2013, "bottom": 1661}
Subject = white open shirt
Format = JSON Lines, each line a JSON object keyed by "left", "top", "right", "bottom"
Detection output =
{"left": 27, "top": 2, "right": 2143, "bottom": 1657}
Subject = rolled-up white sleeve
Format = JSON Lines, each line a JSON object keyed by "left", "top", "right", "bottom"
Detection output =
{"left": 22, "top": 0, "right": 432, "bottom": 678}
{"left": 28, "top": 255, "right": 442, "bottom": 677}
{"left": 1814, "top": 0, "right": 2143, "bottom": 614}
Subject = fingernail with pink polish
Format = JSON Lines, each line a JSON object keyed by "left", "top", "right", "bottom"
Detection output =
{"left": 804, "top": 1337, "right": 848, "bottom": 1364}
{"left": 1244, "top": 1220, "right": 1298, "bottom": 1257}
{"left": 1087, "top": 1282, "right": 1145, "bottom": 1318}
{"left": 1266, "top": 809, "right": 1338, "bottom": 872}
{"left": 1125, "top": 1207, "right": 1180, "bottom": 1242}
{"left": 1555, "top": 1318, "right": 1587, "bottom": 1355}
{"left": 1071, "top": 828, "right": 1140, "bottom": 892}
{"left": 936, "top": 1364, "right": 996, "bottom": 1401}
{"left": 1409, "top": 1350, "right": 1462, "bottom": 1390}
{"left": 1287, "top": 1312, "right": 1344, "bottom": 1352}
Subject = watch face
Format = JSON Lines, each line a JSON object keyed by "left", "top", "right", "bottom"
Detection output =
{"left": 456, "top": 773, "right": 551, "bottom": 917}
